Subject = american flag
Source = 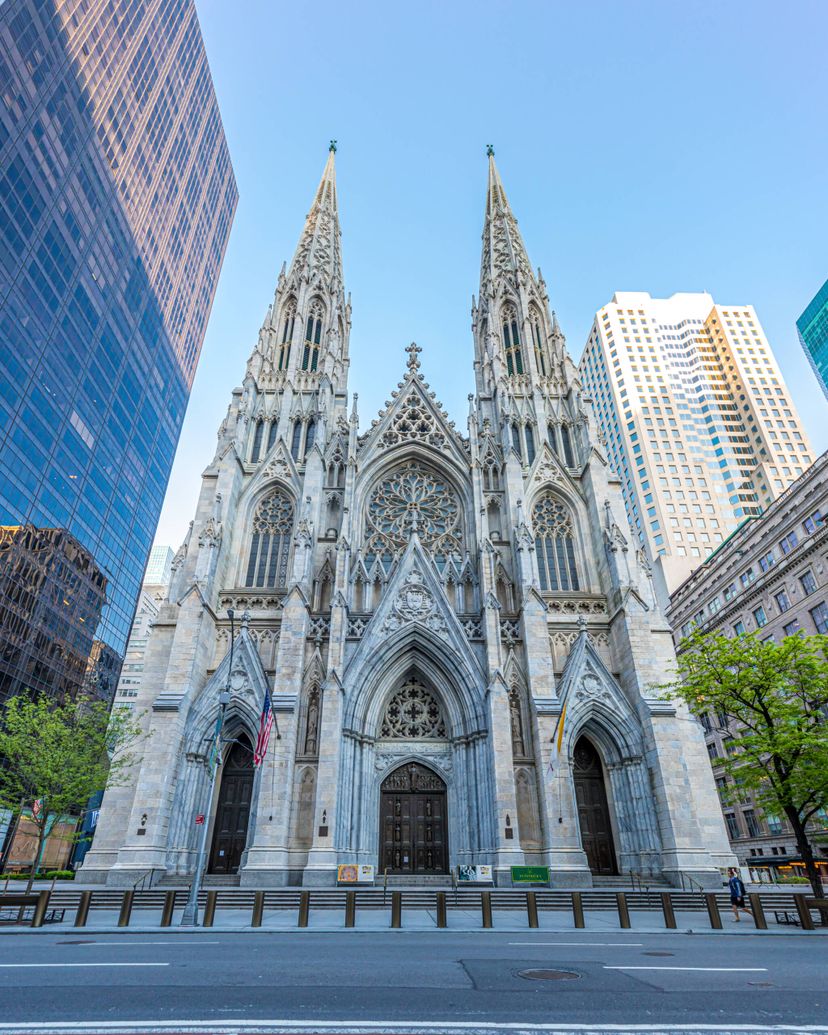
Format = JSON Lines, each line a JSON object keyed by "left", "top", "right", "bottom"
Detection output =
{"left": 254, "top": 688, "right": 274, "bottom": 766}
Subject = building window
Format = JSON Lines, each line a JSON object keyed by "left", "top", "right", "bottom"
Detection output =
{"left": 810, "top": 601, "right": 828, "bottom": 634}
{"left": 743, "top": 809, "right": 761, "bottom": 839}
{"left": 753, "top": 605, "right": 767, "bottom": 628}
{"left": 779, "top": 531, "right": 799, "bottom": 555}
{"left": 245, "top": 491, "right": 294, "bottom": 588}
{"left": 733, "top": 620, "right": 746, "bottom": 636}
{"left": 774, "top": 589, "right": 791, "bottom": 613}
{"left": 707, "top": 742, "right": 718, "bottom": 761}
{"left": 560, "top": 423, "right": 576, "bottom": 467}
{"left": 266, "top": 421, "right": 278, "bottom": 454}
{"left": 502, "top": 304, "right": 524, "bottom": 375}
{"left": 783, "top": 619, "right": 800, "bottom": 637}
{"left": 800, "top": 570, "right": 817, "bottom": 596}
{"left": 724, "top": 813, "right": 740, "bottom": 840}
{"left": 547, "top": 424, "right": 560, "bottom": 456}
{"left": 766, "top": 814, "right": 783, "bottom": 835}
{"left": 301, "top": 299, "right": 324, "bottom": 371}
{"left": 511, "top": 423, "right": 523, "bottom": 460}
{"left": 531, "top": 310, "right": 546, "bottom": 376}
{"left": 290, "top": 420, "right": 302, "bottom": 460}
{"left": 533, "top": 494, "right": 579, "bottom": 592}
{"left": 278, "top": 301, "right": 296, "bottom": 370}
{"left": 524, "top": 425, "right": 535, "bottom": 465}
{"left": 250, "top": 420, "right": 264, "bottom": 463}
{"left": 758, "top": 551, "right": 775, "bottom": 573}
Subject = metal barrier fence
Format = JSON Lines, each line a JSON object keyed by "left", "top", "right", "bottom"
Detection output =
{"left": 1, "top": 888, "right": 827, "bottom": 931}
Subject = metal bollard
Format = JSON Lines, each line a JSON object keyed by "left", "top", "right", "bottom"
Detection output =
{"left": 251, "top": 890, "right": 264, "bottom": 928}
{"left": 748, "top": 893, "right": 767, "bottom": 930}
{"left": 298, "top": 890, "right": 309, "bottom": 928}
{"left": 160, "top": 890, "right": 176, "bottom": 928}
{"left": 793, "top": 894, "right": 814, "bottom": 931}
{"left": 118, "top": 889, "right": 134, "bottom": 928}
{"left": 616, "top": 892, "right": 630, "bottom": 929}
{"left": 526, "top": 891, "right": 539, "bottom": 929}
{"left": 661, "top": 892, "right": 676, "bottom": 929}
{"left": 436, "top": 891, "right": 447, "bottom": 929}
{"left": 74, "top": 890, "right": 92, "bottom": 928}
{"left": 345, "top": 890, "right": 356, "bottom": 928}
{"left": 391, "top": 891, "right": 401, "bottom": 929}
{"left": 481, "top": 890, "right": 493, "bottom": 929}
{"left": 203, "top": 890, "right": 217, "bottom": 928}
{"left": 571, "top": 891, "right": 585, "bottom": 929}
{"left": 705, "top": 892, "right": 722, "bottom": 930}
{"left": 31, "top": 890, "right": 51, "bottom": 929}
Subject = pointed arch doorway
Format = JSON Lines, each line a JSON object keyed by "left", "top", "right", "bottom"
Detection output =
{"left": 208, "top": 735, "right": 254, "bottom": 875}
{"left": 379, "top": 762, "right": 448, "bottom": 874}
{"left": 573, "top": 736, "right": 617, "bottom": 875}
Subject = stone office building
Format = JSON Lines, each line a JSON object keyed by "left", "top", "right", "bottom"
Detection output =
{"left": 668, "top": 452, "right": 828, "bottom": 874}
{"left": 82, "top": 148, "right": 733, "bottom": 888}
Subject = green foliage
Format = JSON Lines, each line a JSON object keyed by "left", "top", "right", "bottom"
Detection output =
{"left": 666, "top": 630, "right": 828, "bottom": 895}
{"left": 1, "top": 870, "right": 74, "bottom": 880}
{"left": 0, "top": 694, "right": 143, "bottom": 843}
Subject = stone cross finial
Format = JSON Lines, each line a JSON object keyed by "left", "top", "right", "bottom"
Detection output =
{"left": 405, "top": 341, "right": 422, "bottom": 371}
{"left": 329, "top": 139, "right": 337, "bottom": 153}
{"left": 486, "top": 144, "right": 494, "bottom": 157}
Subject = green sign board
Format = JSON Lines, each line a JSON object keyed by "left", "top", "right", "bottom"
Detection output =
{"left": 511, "top": 866, "right": 550, "bottom": 885}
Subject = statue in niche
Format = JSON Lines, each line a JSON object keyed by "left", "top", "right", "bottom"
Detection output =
{"left": 509, "top": 690, "right": 525, "bottom": 756}
{"left": 304, "top": 690, "right": 320, "bottom": 755}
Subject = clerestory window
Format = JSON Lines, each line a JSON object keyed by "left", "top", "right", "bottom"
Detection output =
{"left": 533, "top": 494, "right": 579, "bottom": 591}
{"left": 245, "top": 491, "right": 294, "bottom": 588}
{"left": 502, "top": 304, "right": 524, "bottom": 375}
{"left": 302, "top": 300, "right": 324, "bottom": 372}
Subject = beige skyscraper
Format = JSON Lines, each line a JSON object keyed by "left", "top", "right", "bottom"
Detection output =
{"left": 579, "top": 292, "right": 813, "bottom": 600}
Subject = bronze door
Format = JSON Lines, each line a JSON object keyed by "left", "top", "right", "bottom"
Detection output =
{"left": 573, "top": 737, "right": 617, "bottom": 875}
{"left": 208, "top": 737, "right": 253, "bottom": 874}
{"left": 380, "top": 762, "right": 447, "bottom": 874}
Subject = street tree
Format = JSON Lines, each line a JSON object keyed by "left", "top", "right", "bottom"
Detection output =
{"left": 667, "top": 630, "right": 828, "bottom": 899}
{"left": 0, "top": 694, "right": 142, "bottom": 891}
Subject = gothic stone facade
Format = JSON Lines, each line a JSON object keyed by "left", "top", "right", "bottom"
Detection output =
{"left": 83, "top": 149, "right": 734, "bottom": 887}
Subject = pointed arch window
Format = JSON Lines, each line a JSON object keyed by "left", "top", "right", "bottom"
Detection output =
{"left": 531, "top": 311, "right": 547, "bottom": 376}
{"left": 561, "top": 423, "right": 576, "bottom": 468}
{"left": 304, "top": 418, "right": 316, "bottom": 455}
{"left": 302, "top": 300, "right": 324, "bottom": 372}
{"left": 548, "top": 423, "right": 560, "bottom": 456}
{"left": 250, "top": 420, "right": 264, "bottom": 463}
{"left": 279, "top": 302, "right": 296, "bottom": 370}
{"left": 511, "top": 422, "right": 522, "bottom": 459}
{"left": 245, "top": 490, "right": 294, "bottom": 588}
{"left": 502, "top": 305, "right": 524, "bottom": 375}
{"left": 266, "top": 421, "right": 278, "bottom": 453}
{"left": 524, "top": 425, "right": 536, "bottom": 465}
{"left": 533, "top": 494, "right": 579, "bottom": 591}
{"left": 290, "top": 420, "right": 302, "bottom": 460}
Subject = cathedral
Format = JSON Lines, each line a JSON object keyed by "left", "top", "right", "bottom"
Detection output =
{"left": 83, "top": 147, "right": 734, "bottom": 888}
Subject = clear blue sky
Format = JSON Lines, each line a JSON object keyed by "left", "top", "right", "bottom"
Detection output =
{"left": 156, "top": 0, "right": 828, "bottom": 547}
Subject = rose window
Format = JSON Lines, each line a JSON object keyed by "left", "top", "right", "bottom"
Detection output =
{"left": 380, "top": 678, "right": 447, "bottom": 739}
{"left": 365, "top": 462, "right": 462, "bottom": 568}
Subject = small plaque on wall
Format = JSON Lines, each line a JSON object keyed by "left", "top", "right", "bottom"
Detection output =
{"left": 136, "top": 828, "right": 146, "bottom": 836}
{"left": 505, "top": 827, "right": 514, "bottom": 839}
{"left": 318, "top": 825, "right": 328, "bottom": 837}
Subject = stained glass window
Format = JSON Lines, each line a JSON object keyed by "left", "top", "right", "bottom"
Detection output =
{"left": 245, "top": 491, "right": 294, "bottom": 588}
{"left": 380, "top": 677, "right": 447, "bottom": 739}
{"left": 533, "top": 494, "right": 579, "bottom": 591}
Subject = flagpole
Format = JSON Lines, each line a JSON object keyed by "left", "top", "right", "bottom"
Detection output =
{"left": 180, "top": 608, "right": 235, "bottom": 927}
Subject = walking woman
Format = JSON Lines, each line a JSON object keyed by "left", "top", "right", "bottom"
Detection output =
{"left": 728, "top": 867, "right": 751, "bottom": 921}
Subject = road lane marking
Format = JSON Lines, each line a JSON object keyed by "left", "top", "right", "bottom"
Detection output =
{"left": 0, "top": 962, "right": 169, "bottom": 968}
{"left": 72, "top": 940, "right": 220, "bottom": 946}
{"left": 510, "top": 941, "right": 643, "bottom": 946}
{"left": 605, "top": 966, "right": 768, "bottom": 972}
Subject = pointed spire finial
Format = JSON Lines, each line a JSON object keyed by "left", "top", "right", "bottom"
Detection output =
{"left": 405, "top": 341, "right": 422, "bottom": 372}
{"left": 329, "top": 139, "right": 337, "bottom": 153}
{"left": 486, "top": 144, "right": 494, "bottom": 157}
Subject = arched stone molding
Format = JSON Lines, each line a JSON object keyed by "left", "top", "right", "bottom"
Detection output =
{"left": 163, "top": 628, "right": 269, "bottom": 876}
{"left": 336, "top": 538, "right": 494, "bottom": 870}
{"left": 557, "top": 630, "right": 662, "bottom": 877}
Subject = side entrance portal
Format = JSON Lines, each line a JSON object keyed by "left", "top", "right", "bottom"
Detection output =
{"left": 379, "top": 762, "right": 448, "bottom": 874}
{"left": 208, "top": 736, "right": 253, "bottom": 874}
{"left": 573, "top": 736, "right": 617, "bottom": 875}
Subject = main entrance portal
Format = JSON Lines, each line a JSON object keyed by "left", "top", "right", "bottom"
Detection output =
{"left": 573, "top": 736, "right": 617, "bottom": 875}
{"left": 379, "top": 762, "right": 448, "bottom": 874}
{"left": 208, "top": 736, "right": 253, "bottom": 874}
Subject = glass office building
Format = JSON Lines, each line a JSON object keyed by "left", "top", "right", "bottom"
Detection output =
{"left": 0, "top": 0, "right": 237, "bottom": 706}
{"left": 797, "top": 278, "right": 828, "bottom": 401}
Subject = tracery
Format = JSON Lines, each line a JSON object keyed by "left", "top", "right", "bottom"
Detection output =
{"left": 533, "top": 494, "right": 579, "bottom": 591}
{"left": 380, "top": 678, "right": 447, "bottom": 739}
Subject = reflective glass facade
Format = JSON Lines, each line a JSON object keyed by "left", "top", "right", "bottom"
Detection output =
{"left": 0, "top": 0, "right": 237, "bottom": 704}
{"left": 797, "top": 277, "right": 828, "bottom": 401}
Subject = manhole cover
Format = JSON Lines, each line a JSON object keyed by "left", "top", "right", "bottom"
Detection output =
{"left": 519, "top": 968, "right": 580, "bottom": 981}
{"left": 644, "top": 951, "right": 674, "bottom": 956}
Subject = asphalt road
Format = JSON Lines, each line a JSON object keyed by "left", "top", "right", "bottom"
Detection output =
{"left": 0, "top": 929, "right": 826, "bottom": 1034}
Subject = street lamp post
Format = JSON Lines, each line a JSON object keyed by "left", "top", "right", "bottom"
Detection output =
{"left": 180, "top": 608, "right": 236, "bottom": 927}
